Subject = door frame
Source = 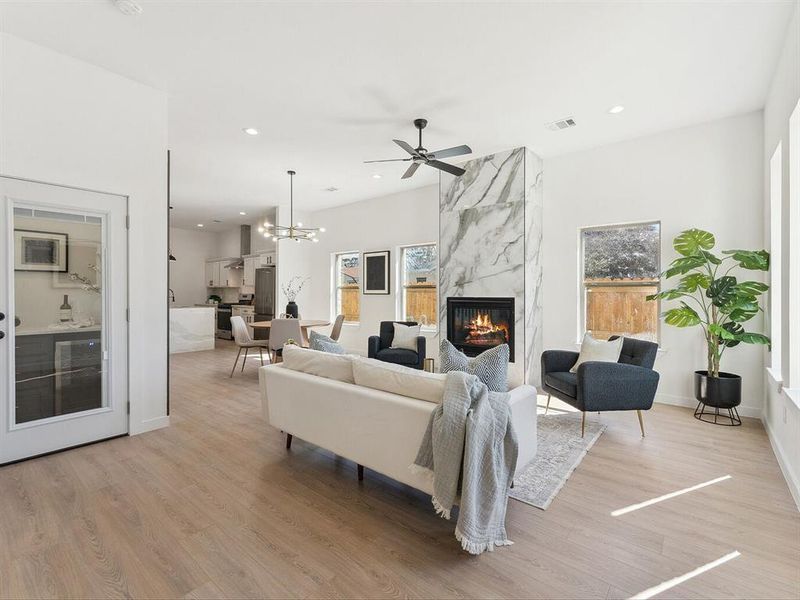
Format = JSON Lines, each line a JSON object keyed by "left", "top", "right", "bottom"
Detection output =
{"left": 0, "top": 173, "right": 130, "bottom": 464}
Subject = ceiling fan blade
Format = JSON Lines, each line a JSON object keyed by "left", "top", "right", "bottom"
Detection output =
{"left": 363, "top": 158, "right": 413, "bottom": 163}
{"left": 393, "top": 139, "right": 420, "bottom": 156}
{"left": 428, "top": 144, "right": 472, "bottom": 160}
{"left": 427, "top": 160, "right": 466, "bottom": 177}
{"left": 401, "top": 162, "right": 420, "bottom": 179}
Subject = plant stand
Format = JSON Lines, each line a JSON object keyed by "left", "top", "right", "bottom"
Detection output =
{"left": 694, "top": 402, "right": 742, "bottom": 426}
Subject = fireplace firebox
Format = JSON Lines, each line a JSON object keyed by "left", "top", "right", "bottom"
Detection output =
{"left": 446, "top": 297, "right": 515, "bottom": 361}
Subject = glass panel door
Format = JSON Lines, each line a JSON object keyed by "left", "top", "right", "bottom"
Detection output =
{"left": 0, "top": 177, "right": 128, "bottom": 464}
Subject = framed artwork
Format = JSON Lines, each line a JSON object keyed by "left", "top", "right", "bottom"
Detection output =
{"left": 14, "top": 229, "right": 68, "bottom": 272}
{"left": 363, "top": 250, "right": 390, "bottom": 295}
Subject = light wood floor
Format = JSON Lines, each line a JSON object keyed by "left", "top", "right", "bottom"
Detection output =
{"left": 1, "top": 340, "right": 798, "bottom": 599}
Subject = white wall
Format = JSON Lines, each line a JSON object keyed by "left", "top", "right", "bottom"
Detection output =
{"left": 169, "top": 227, "right": 219, "bottom": 306}
{"left": 301, "top": 185, "right": 439, "bottom": 354}
{"left": 0, "top": 34, "right": 169, "bottom": 434}
{"left": 762, "top": 5, "right": 800, "bottom": 507}
{"left": 545, "top": 112, "right": 765, "bottom": 417}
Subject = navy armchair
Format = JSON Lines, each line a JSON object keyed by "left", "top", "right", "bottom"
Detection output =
{"left": 368, "top": 321, "right": 426, "bottom": 370}
{"left": 541, "top": 336, "right": 660, "bottom": 437}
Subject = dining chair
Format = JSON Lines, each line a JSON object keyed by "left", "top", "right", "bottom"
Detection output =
{"left": 330, "top": 314, "right": 345, "bottom": 341}
{"left": 268, "top": 318, "right": 304, "bottom": 363}
{"left": 230, "top": 315, "right": 269, "bottom": 377}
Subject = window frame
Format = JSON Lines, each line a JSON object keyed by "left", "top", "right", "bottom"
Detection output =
{"left": 769, "top": 142, "right": 783, "bottom": 380}
{"left": 398, "top": 242, "right": 438, "bottom": 331}
{"left": 578, "top": 220, "right": 662, "bottom": 345}
{"left": 332, "top": 250, "right": 361, "bottom": 324}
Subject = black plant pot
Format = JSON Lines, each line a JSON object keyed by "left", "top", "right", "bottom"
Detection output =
{"left": 693, "top": 370, "right": 742, "bottom": 426}
{"left": 285, "top": 301, "right": 298, "bottom": 318}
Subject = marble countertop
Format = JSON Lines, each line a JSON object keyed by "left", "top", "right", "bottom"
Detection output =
{"left": 15, "top": 325, "right": 102, "bottom": 337}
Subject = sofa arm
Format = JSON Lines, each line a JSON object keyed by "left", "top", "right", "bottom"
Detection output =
{"left": 541, "top": 350, "right": 579, "bottom": 377}
{"left": 577, "top": 362, "right": 660, "bottom": 412}
{"left": 368, "top": 335, "right": 380, "bottom": 359}
{"left": 415, "top": 336, "right": 427, "bottom": 369}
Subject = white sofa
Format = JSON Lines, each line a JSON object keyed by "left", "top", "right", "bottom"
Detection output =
{"left": 258, "top": 353, "right": 538, "bottom": 496}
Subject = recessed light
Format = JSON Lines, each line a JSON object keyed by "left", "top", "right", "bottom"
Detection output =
{"left": 239, "top": 211, "right": 247, "bottom": 216}
{"left": 608, "top": 105, "right": 625, "bottom": 114}
{"left": 372, "top": 174, "right": 382, "bottom": 179}
{"left": 197, "top": 224, "right": 204, "bottom": 228}
{"left": 242, "top": 128, "right": 259, "bottom": 136}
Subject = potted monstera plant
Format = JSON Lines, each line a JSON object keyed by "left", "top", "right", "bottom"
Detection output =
{"left": 647, "top": 229, "right": 770, "bottom": 424}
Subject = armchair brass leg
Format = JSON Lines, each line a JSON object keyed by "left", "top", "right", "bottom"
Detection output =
{"left": 581, "top": 412, "right": 586, "bottom": 438}
{"left": 545, "top": 393, "right": 551, "bottom": 415}
{"left": 637, "top": 410, "right": 645, "bottom": 437}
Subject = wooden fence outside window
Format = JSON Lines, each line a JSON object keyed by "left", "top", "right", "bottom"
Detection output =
{"left": 404, "top": 283, "right": 437, "bottom": 327}
{"left": 584, "top": 278, "right": 659, "bottom": 342}
{"left": 338, "top": 284, "right": 360, "bottom": 322}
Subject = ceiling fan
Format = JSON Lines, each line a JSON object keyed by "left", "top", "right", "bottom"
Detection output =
{"left": 364, "top": 118, "right": 472, "bottom": 179}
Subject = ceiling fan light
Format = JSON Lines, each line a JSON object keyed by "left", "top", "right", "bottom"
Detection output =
{"left": 257, "top": 226, "right": 264, "bottom": 233}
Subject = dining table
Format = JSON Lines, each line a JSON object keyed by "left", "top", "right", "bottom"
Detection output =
{"left": 249, "top": 318, "right": 331, "bottom": 347}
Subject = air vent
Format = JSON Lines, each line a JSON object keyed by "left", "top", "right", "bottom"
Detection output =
{"left": 545, "top": 117, "right": 577, "bottom": 131}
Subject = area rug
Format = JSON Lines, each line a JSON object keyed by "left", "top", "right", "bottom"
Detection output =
{"left": 509, "top": 411, "right": 606, "bottom": 510}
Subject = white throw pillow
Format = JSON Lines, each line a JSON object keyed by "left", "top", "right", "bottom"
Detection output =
{"left": 352, "top": 357, "right": 445, "bottom": 404}
{"left": 281, "top": 344, "right": 355, "bottom": 383}
{"left": 391, "top": 322, "right": 421, "bottom": 351}
{"left": 570, "top": 333, "right": 623, "bottom": 373}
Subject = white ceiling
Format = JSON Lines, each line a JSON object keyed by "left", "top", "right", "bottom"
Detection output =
{"left": 0, "top": 0, "right": 794, "bottom": 230}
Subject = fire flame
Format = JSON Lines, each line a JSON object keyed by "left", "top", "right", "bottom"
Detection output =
{"left": 465, "top": 312, "right": 509, "bottom": 344}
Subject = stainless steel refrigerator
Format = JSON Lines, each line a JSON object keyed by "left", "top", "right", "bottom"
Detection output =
{"left": 253, "top": 266, "right": 276, "bottom": 340}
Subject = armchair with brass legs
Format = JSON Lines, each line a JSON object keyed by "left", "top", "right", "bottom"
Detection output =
{"left": 541, "top": 336, "right": 660, "bottom": 437}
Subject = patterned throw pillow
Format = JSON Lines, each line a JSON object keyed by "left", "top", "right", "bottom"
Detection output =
{"left": 439, "top": 339, "right": 509, "bottom": 392}
{"left": 309, "top": 330, "right": 345, "bottom": 354}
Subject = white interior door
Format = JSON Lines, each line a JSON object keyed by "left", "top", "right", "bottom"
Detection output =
{"left": 0, "top": 177, "right": 128, "bottom": 464}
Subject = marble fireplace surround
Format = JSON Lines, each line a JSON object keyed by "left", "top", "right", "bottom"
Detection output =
{"left": 439, "top": 147, "right": 543, "bottom": 387}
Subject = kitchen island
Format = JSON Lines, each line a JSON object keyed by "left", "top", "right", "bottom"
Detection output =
{"left": 169, "top": 306, "right": 216, "bottom": 353}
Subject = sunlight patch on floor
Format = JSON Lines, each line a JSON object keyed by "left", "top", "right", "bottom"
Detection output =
{"left": 629, "top": 551, "right": 741, "bottom": 599}
{"left": 611, "top": 475, "right": 732, "bottom": 517}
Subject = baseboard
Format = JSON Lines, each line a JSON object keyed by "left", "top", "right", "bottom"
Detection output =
{"left": 130, "top": 415, "right": 170, "bottom": 435}
{"left": 762, "top": 413, "right": 800, "bottom": 511}
{"left": 655, "top": 392, "right": 762, "bottom": 419}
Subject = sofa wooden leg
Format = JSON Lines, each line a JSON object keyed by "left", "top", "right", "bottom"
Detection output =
{"left": 637, "top": 410, "right": 645, "bottom": 437}
{"left": 357, "top": 464, "right": 364, "bottom": 481}
{"left": 545, "top": 393, "right": 551, "bottom": 415}
{"left": 581, "top": 412, "right": 586, "bottom": 438}
{"left": 286, "top": 433, "right": 293, "bottom": 450}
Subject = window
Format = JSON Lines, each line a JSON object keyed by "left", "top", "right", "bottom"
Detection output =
{"left": 769, "top": 143, "right": 782, "bottom": 378}
{"left": 335, "top": 251, "right": 360, "bottom": 323}
{"left": 400, "top": 244, "right": 438, "bottom": 328}
{"left": 581, "top": 222, "right": 661, "bottom": 343}
{"left": 789, "top": 99, "right": 800, "bottom": 389}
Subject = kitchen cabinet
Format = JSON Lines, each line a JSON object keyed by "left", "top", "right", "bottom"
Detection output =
{"left": 260, "top": 252, "right": 276, "bottom": 266}
{"left": 205, "top": 259, "right": 243, "bottom": 288}
{"left": 242, "top": 256, "right": 259, "bottom": 288}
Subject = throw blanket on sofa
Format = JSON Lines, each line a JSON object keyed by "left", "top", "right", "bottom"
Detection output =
{"left": 411, "top": 371, "right": 519, "bottom": 555}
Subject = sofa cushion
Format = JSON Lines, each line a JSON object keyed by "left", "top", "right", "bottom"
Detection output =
{"left": 570, "top": 333, "right": 623, "bottom": 373}
{"left": 282, "top": 344, "right": 354, "bottom": 383}
{"left": 353, "top": 357, "right": 445, "bottom": 404}
{"left": 545, "top": 371, "right": 577, "bottom": 398}
{"left": 309, "top": 330, "right": 345, "bottom": 354}
{"left": 379, "top": 320, "right": 417, "bottom": 349}
{"left": 439, "top": 339, "right": 509, "bottom": 392}
{"left": 376, "top": 347, "right": 419, "bottom": 365}
{"left": 391, "top": 322, "right": 421, "bottom": 351}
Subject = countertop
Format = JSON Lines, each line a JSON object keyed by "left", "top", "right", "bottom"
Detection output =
{"left": 15, "top": 325, "right": 102, "bottom": 337}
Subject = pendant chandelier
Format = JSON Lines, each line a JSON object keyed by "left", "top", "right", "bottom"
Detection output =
{"left": 259, "top": 170, "right": 325, "bottom": 243}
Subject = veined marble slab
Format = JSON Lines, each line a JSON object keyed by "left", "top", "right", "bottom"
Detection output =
{"left": 170, "top": 307, "right": 215, "bottom": 354}
{"left": 439, "top": 147, "right": 543, "bottom": 387}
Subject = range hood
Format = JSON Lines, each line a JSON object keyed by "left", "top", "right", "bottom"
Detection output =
{"left": 224, "top": 224, "right": 251, "bottom": 269}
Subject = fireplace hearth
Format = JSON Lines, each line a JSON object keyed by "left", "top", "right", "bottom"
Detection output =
{"left": 446, "top": 297, "right": 515, "bottom": 361}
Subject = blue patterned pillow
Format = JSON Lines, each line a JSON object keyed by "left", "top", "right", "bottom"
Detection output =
{"left": 439, "top": 339, "right": 509, "bottom": 392}
{"left": 309, "top": 330, "right": 345, "bottom": 354}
